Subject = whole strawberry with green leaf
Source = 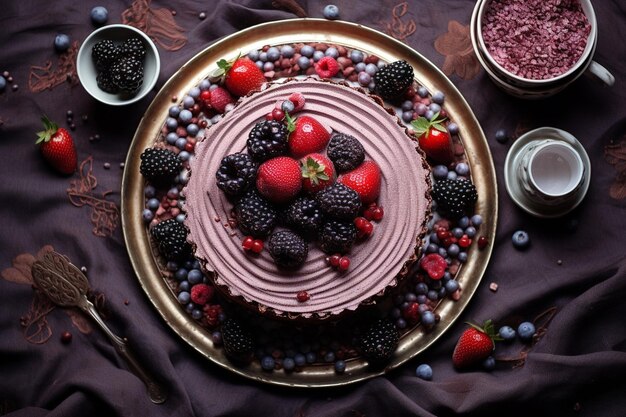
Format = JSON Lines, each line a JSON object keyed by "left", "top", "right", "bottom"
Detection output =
{"left": 412, "top": 113, "right": 453, "bottom": 164}
{"left": 216, "top": 56, "right": 266, "bottom": 97}
{"left": 452, "top": 320, "right": 501, "bottom": 370}
{"left": 285, "top": 113, "right": 331, "bottom": 159}
{"left": 36, "top": 116, "right": 77, "bottom": 175}
{"left": 300, "top": 153, "right": 335, "bottom": 193}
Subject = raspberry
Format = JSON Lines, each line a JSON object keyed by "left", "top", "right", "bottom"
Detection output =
{"left": 203, "top": 304, "right": 222, "bottom": 328}
{"left": 314, "top": 56, "right": 340, "bottom": 78}
{"left": 420, "top": 253, "right": 447, "bottom": 280}
{"left": 190, "top": 283, "right": 214, "bottom": 305}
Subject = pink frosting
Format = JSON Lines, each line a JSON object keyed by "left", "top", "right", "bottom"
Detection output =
{"left": 184, "top": 79, "right": 431, "bottom": 318}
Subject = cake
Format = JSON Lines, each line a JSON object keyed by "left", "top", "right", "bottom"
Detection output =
{"left": 183, "top": 77, "right": 432, "bottom": 320}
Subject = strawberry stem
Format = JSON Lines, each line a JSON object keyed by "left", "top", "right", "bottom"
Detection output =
{"left": 36, "top": 115, "right": 58, "bottom": 144}
{"left": 411, "top": 112, "right": 448, "bottom": 138}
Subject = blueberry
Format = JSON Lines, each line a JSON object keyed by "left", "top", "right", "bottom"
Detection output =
{"left": 446, "top": 170, "right": 458, "bottom": 181}
{"left": 457, "top": 252, "right": 468, "bottom": 263}
{"left": 282, "top": 357, "right": 296, "bottom": 372}
{"left": 424, "top": 109, "right": 435, "bottom": 120}
{"left": 280, "top": 45, "right": 295, "bottom": 58}
{"left": 168, "top": 106, "right": 181, "bottom": 118}
{"left": 415, "top": 363, "right": 433, "bottom": 380}
{"left": 312, "top": 50, "right": 325, "bottom": 62}
{"left": 451, "top": 227, "right": 464, "bottom": 238}
{"left": 263, "top": 62, "right": 274, "bottom": 72}
{"left": 365, "top": 63, "right": 378, "bottom": 76}
{"left": 517, "top": 321, "right": 536, "bottom": 341}
{"left": 447, "top": 243, "right": 460, "bottom": 257}
{"left": 429, "top": 103, "right": 441, "bottom": 114}
{"left": 455, "top": 162, "right": 470, "bottom": 176}
{"left": 266, "top": 46, "right": 280, "bottom": 61}
{"left": 199, "top": 79, "right": 211, "bottom": 90}
{"left": 415, "top": 103, "right": 427, "bottom": 116}
{"left": 175, "top": 268, "right": 188, "bottom": 281}
{"left": 300, "top": 45, "right": 314, "bottom": 57}
{"left": 444, "top": 280, "right": 459, "bottom": 293}
{"left": 146, "top": 197, "right": 160, "bottom": 210}
{"left": 495, "top": 129, "right": 509, "bottom": 144}
{"left": 178, "top": 281, "right": 190, "bottom": 292}
{"left": 175, "top": 137, "right": 187, "bottom": 150}
{"left": 447, "top": 122, "right": 459, "bottom": 135}
{"left": 54, "top": 34, "right": 71, "bottom": 52}
{"left": 191, "top": 308, "right": 203, "bottom": 320}
{"left": 305, "top": 351, "right": 317, "bottom": 363}
{"left": 281, "top": 100, "right": 295, "bottom": 113}
{"left": 470, "top": 214, "right": 483, "bottom": 227}
{"left": 421, "top": 310, "right": 436, "bottom": 325}
{"left": 426, "top": 243, "right": 439, "bottom": 253}
{"left": 354, "top": 62, "right": 366, "bottom": 72}
{"left": 258, "top": 52, "right": 268, "bottom": 62}
{"left": 432, "top": 165, "right": 449, "bottom": 180}
{"left": 432, "top": 91, "right": 445, "bottom": 104}
{"left": 396, "top": 318, "right": 407, "bottom": 329}
{"left": 0, "top": 75, "right": 6, "bottom": 92}
{"left": 417, "top": 86, "right": 429, "bottom": 98}
{"left": 186, "top": 123, "right": 199, "bottom": 137}
{"left": 323, "top": 4, "right": 340, "bottom": 20}
{"left": 415, "top": 282, "right": 428, "bottom": 295}
{"left": 177, "top": 291, "right": 190, "bottom": 304}
{"left": 297, "top": 56, "right": 311, "bottom": 70}
{"left": 402, "top": 111, "right": 414, "bottom": 123}
{"left": 325, "top": 47, "right": 339, "bottom": 58}
{"left": 457, "top": 216, "right": 470, "bottom": 229}
{"left": 183, "top": 95, "right": 195, "bottom": 108}
{"left": 90, "top": 6, "right": 109, "bottom": 25}
{"left": 187, "top": 269, "right": 203, "bottom": 284}
{"left": 465, "top": 226, "right": 477, "bottom": 238}
{"left": 498, "top": 325, "right": 516, "bottom": 342}
{"left": 261, "top": 356, "right": 275, "bottom": 371}
{"left": 482, "top": 356, "right": 496, "bottom": 371}
{"left": 324, "top": 351, "right": 335, "bottom": 362}
{"left": 294, "top": 353, "right": 306, "bottom": 367}
{"left": 349, "top": 50, "right": 364, "bottom": 63}
{"left": 357, "top": 72, "right": 371, "bottom": 86}
{"left": 142, "top": 209, "right": 154, "bottom": 222}
{"left": 211, "top": 331, "right": 222, "bottom": 345}
{"left": 512, "top": 230, "right": 530, "bottom": 249}
{"left": 334, "top": 359, "right": 346, "bottom": 373}
{"left": 247, "top": 50, "right": 260, "bottom": 61}
{"left": 179, "top": 109, "right": 193, "bottom": 123}
{"left": 166, "top": 132, "right": 178, "bottom": 145}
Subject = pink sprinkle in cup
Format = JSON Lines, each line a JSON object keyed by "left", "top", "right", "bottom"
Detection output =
{"left": 471, "top": 0, "right": 614, "bottom": 98}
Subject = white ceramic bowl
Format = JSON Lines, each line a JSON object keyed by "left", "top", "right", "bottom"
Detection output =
{"left": 77, "top": 24, "right": 160, "bottom": 106}
{"left": 470, "top": 0, "right": 613, "bottom": 98}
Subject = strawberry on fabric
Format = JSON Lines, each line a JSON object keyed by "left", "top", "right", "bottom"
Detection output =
{"left": 286, "top": 113, "right": 331, "bottom": 159}
{"left": 338, "top": 160, "right": 381, "bottom": 205}
{"left": 256, "top": 156, "right": 302, "bottom": 204}
{"left": 217, "top": 56, "right": 266, "bottom": 97}
{"left": 36, "top": 116, "right": 77, "bottom": 175}
{"left": 452, "top": 320, "right": 501, "bottom": 370}
{"left": 412, "top": 113, "right": 454, "bottom": 164}
{"left": 300, "top": 153, "right": 335, "bottom": 193}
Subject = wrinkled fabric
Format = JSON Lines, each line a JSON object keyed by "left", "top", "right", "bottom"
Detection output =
{"left": 1, "top": 1, "right": 625, "bottom": 416}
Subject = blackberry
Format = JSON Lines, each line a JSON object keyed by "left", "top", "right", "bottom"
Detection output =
{"left": 374, "top": 60, "right": 414, "bottom": 101}
{"left": 221, "top": 318, "right": 254, "bottom": 363}
{"left": 358, "top": 318, "right": 399, "bottom": 364}
{"left": 215, "top": 153, "right": 258, "bottom": 198}
{"left": 234, "top": 190, "right": 278, "bottom": 238}
{"left": 432, "top": 178, "right": 478, "bottom": 219}
{"left": 150, "top": 218, "right": 191, "bottom": 261}
{"left": 139, "top": 147, "right": 182, "bottom": 186}
{"left": 246, "top": 120, "right": 289, "bottom": 162}
{"left": 285, "top": 196, "right": 325, "bottom": 235}
{"left": 111, "top": 56, "right": 144, "bottom": 93}
{"left": 318, "top": 220, "right": 357, "bottom": 254}
{"left": 96, "top": 69, "right": 118, "bottom": 93}
{"left": 327, "top": 133, "right": 365, "bottom": 172}
{"left": 267, "top": 230, "right": 309, "bottom": 268}
{"left": 120, "top": 37, "right": 146, "bottom": 61}
{"left": 140, "top": 147, "right": 182, "bottom": 186}
{"left": 315, "top": 183, "right": 361, "bottom": 220}
{"left": 91, "top": 39, "right": 120, "bottom": 71}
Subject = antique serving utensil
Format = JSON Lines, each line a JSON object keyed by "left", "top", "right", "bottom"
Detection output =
{"left": 31, "top": 251, "right": 167, "bottom": 404}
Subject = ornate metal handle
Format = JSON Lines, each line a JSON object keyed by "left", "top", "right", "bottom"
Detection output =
{"left": 81, "top": 299, "right": 168, "bottom": 404}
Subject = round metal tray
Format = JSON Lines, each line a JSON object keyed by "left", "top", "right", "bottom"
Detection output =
{"left": 121, "top": 18, "right": 497, "bottom": 388}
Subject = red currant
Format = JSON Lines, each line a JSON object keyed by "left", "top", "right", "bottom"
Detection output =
{"left": 371, "top": 206, "right": 384, "bottom": 221}
{"left": 328, "top": 254, "right": 341, "bottom": 267}
{"left": 199, "top": 90, "right": 211, "bottom": 101}
{"left": 338, "top": 256, "right": 350, "bottom": 271}
{"left": 458, "top": 234, "right": 472, "bottom": 248}
{"left": 477, "top": 236, "right": 489, "bottom": 249}
{"left": 60, "top": 331, "right": 72, "bottom": 344}
{"left": 403, "top": 301, "right": 420, "bottom": 323}
{"left": 296, "top": 291, "right": 310, "bottom": 302}
{"left": 251, "top": 239, "right": 264, "bottom": 253}
{"left": 272, "top": 108, "right": 285, "bottom": 121}
{"left": 242, "top": 236, "right": 254, "bottom": 250}
{"left": 436, "top": 229, "right": 450, "bottom": 241}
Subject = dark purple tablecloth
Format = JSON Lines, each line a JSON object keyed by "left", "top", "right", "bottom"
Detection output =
{"left": 1, "top": 1, "right": 625, "bottom": 416}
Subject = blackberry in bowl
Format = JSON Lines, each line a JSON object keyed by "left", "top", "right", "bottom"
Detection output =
{"left": 77, "top": 24, "right": 160, "bottom": 105}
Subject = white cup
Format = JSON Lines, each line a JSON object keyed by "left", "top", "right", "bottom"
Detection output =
{"left": 517, "top": 140, "right": 585, "bottom": 206}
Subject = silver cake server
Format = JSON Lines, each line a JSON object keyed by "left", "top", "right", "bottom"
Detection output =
{"left": 31, "top": 251, "right": 167, "bottom": 404}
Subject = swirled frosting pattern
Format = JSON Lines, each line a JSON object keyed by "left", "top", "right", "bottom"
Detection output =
{"left": 184, "top": 78, "right": 431, "bottom": 318}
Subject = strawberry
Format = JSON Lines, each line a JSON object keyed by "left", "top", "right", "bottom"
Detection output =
{"left": 338, "top": 160, "right": 381, "bottom": 205}
{"left": 300, "top": 153, "right": 335, "bottom": 193}
{"left": 411, "top": 114, "right": 454, "bottom": 164}
{"left": 208, "top": 86, "right": 234, "bottom": 113}
{"left": 256, "top": 156, "right": 302, "bottom": 204}
{"left": 36, "top": 116, "right": 77, "bottom": 175}
{"left": 217, "top": 56, "right": 266, "bottom": 97}
{"left": 452, "top": 320, "right": 501, "bottom": 370}
{"left": 286, "top": 114, "right": 331, "bottom": 158}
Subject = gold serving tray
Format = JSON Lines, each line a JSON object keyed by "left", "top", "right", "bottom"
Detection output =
{"left": 121, "top": 18, "right": 497, "bottom": 388}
